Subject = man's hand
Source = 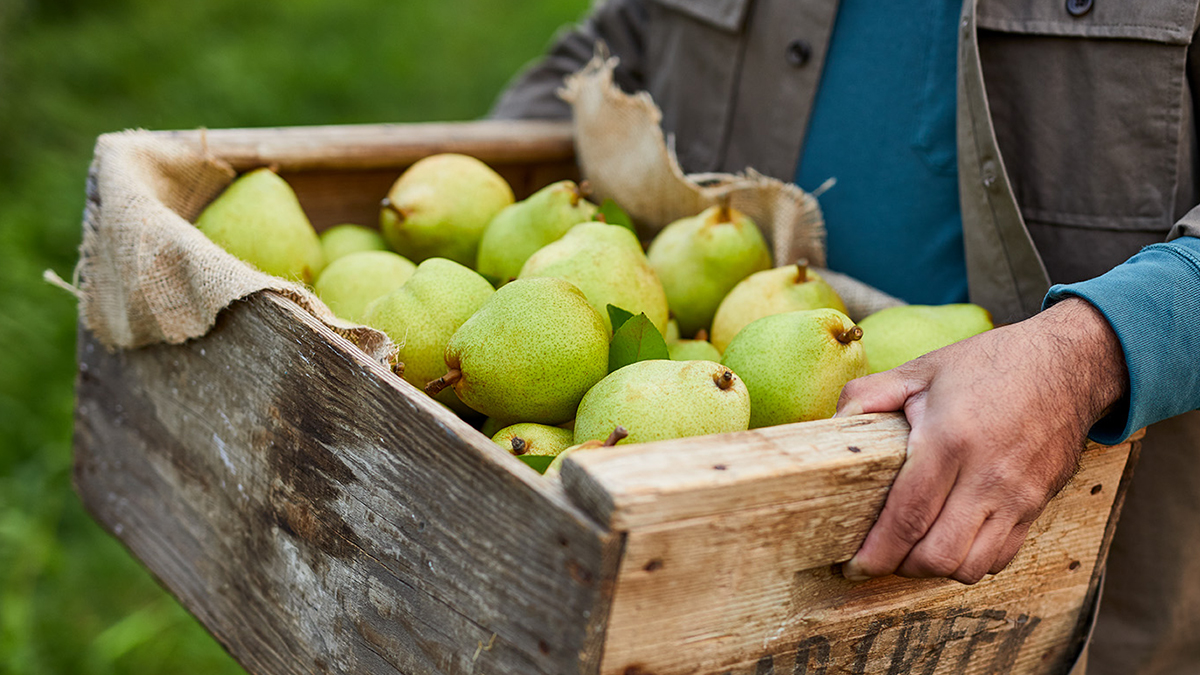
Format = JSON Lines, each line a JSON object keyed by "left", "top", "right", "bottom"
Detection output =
{"left": 837, "top": 297, "right": 1129, "bottom": 584}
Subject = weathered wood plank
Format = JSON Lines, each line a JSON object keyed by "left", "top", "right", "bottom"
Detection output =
{"left": 560, "top": 416, "right": 1133, "bottom": 675}
{"left": 74, "top": 292, "right": 621, "bottom": 675}
{"left": 151, "top": 120, "right": 576, "bottom": 172}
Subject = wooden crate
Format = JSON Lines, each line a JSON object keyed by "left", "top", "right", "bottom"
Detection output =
{"left": 73, "top": 121, "right": 1139, "bottom": 675}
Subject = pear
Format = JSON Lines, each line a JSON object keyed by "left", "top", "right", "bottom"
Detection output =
{"left": 664, "top": 318, "right": 681, "bottom": 344}
{"left": 426, "top": 277, "right": 609, "bottom": 425}
{"left": 380, "top": 153, "right": 514, "bottom": 267}
{"left": 646, "top": 203, "right": 772, "bottom": 338}
{"left": 479, "top": 417, "right": 513, "bottom": 438}
{"left": 492, "top": 423, "right": 574, "bottom": 474}
{"left": 476, "top": 181, "right": 599, "bottom": 285}
{"left": 544, "top": 426, "right": 629, "bottom": 477}
{"left": 668, "top": 329, "right": 722, "bottom": 362}
{"left": 314, "top": 250, "right": 416, "bottom": 323}
{"left": 574, "top": 360, "right": 750, "bottom": 445}
{"left": 319, "top": 223, "right": 388, "bottom": 263}
{"left": 363, "top": 258, "right": 494, "bottom": 416}
{"left": 195, "top": 168, "right": 325, "bottom": 283}
{"left": 518, "top": 221, "right": 669, "bottom": 334}
{"left": 710, "top": 263, "right": 847, "bottom": 352}
{"left": 858, "top": 304, "right": 993, "bottom": 373}
{"left": 721, "top": 309, "right": 868, "bottom": 428}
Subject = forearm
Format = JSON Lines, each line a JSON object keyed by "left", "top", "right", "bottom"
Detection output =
{"left": 490, "top": 0, "right": 648, "bottom": 120}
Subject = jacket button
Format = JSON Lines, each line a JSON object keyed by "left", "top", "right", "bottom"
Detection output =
{"left": 786, "top": 39, "right": 812, "bottom": 67}
{"left": 1066, "top": 0, "right": 1093, "bottom": 17}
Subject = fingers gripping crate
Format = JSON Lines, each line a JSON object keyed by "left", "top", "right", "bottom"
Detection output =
{"left": 72, "top": 121, "right": 1139, "bottom": 675}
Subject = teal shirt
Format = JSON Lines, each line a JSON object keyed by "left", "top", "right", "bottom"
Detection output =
{"left": 796, "top": 0, "right": 1200, "bottom": 442}
{"left": 795, "top": 0, "right": 967, "bottom": 305}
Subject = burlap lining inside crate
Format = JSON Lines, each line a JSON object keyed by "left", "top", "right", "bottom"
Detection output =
{"left": 561, "top": 52, "right": 905, "bottom": 320}
{"left": 75, "top": 130, "right": 397, "bottom": 362}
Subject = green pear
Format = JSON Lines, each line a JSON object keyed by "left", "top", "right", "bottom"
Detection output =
{"left": 544, "top": 427, "right": 629, "bottom": 477}
{"left": 363, "top": 258, "right": 494, "bottom": 416}
{"left": 319, "top": 223, "right": 388, "bottom": 263}
{"left": 664, "top": 318, "right": 681, "bottom": 344}
{"left": 668, "top": 331, "right": 722, "bottom": 362}
{"left": 476, "top": 181, "right": 599, "bottom": 285}
{"left": 314, "top": 250, "right": 416, "bottom": 323}
{"left": 858, "top": 304, "right": 993, "bottom": 373}
{"left": 710, "top": 263, "right": 847, "bottom": 353}
{"left": 479, "top": 417, "right": 513, "bottom": 438}
{"left": 574, "top": 360, "right": 750, "bottom": 445}
{"left": 380, "top": 153, "right": 514, "bottom": 267}
{"left": 492, "top": 423, "right": 574, "bottom": 474}
{"left": 518, "top": 221, "right": 669, "bottom": 334}
{"left": 646, "top": 203, "right": 772, "bottom": 338}
{"left": 427, "top": 277, "right": 609, "bottom": 425}
{"left": 195, "top": 168, "right": 325, "bottom": 283}
{"left": 721, "top": 309, "right": 868, "bottom": 428}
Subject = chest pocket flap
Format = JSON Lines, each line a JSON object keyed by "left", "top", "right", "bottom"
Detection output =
{"left": 651, "top": 0, "right": 752, "bottom": 32}
{"left": 978, "top": 0, "right": 1198, "bottom": 44}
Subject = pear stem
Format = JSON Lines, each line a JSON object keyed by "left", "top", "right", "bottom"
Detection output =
{"left": 425, "top": 368, "right": 461, "bottom": 396}
{"left": 713, "top": 368, "right": 736, "bottom": 390}
{"left": 695, "top": 328, "right": 709, "bottom": 342}
{"left": 381, "top": 197, "right": 406, "bottom": 223}
{"left": 794, "top": 259, "right": 809, "bottom": 284}
{"left": 511, "top": 437, "right": 527, "bottom": 455}
{"left": 837, "top": 326, "right": 864, "bottom": 344}
{"left": 603, "top": 426, "right": 629, "bottom": 447}
{"left": 390, "top": 360, "right": 406, "bottom": 378}
{"left": 716, "top": 194, "right": 732, "bottom": 223}
{"left": 594, "top": 212, "right": 607, "bottom": 223}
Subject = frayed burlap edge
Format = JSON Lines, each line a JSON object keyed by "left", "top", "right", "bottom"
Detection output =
{"left": 560, "top": 49, "right": 905, "bottom": 321}
{"left": 75, "top": 130, "right": 396, "bottom": 364}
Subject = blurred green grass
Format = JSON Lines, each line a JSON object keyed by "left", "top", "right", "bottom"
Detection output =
{"left": 0, "top": 0, "right": 587, "bottom": 672}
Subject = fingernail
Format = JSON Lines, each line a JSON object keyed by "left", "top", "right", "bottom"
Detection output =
{"left": 843, "top": 558, "right": 870, "bottom": 582}
{"left": 837, "top": 400, "right": 864, "bottom": 418}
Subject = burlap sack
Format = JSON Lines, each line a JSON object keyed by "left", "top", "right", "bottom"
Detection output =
{"left": 561, "top": 52, "right": 905, "bottom": 321}
{"left": 75, "top": 130, "right": 395, "bottom": 362}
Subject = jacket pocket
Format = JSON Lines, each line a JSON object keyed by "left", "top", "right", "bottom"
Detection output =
{"left": 977, "top": 0, "right": 1198, "bottom": 233}
{"left": 643, "top": 0, "right": 752, "bottom": 172}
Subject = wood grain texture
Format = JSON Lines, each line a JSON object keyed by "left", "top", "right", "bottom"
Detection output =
{"left": 73, "top": 292, "right": 621, "bottom": 675}
{"left": 559, "top": 416, "right": 1134, "bottom": 675}
{"left": 153, "top": 120, "right": 576, "bottom": 172}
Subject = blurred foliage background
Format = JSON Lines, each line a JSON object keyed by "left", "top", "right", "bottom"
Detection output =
{"left": 0, "top": 0, "right": 589, "bottom": 672}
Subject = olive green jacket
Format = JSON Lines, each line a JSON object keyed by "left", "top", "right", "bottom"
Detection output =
{"left": 492, "top": 1, "right": 1200, "bottom": 673}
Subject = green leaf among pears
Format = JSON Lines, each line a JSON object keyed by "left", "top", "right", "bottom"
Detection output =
{"left": 608, "top": 311, "right": 669, "bottom": 374}
{"left": 597, "top": 198, "right": 636, "bottom": 233}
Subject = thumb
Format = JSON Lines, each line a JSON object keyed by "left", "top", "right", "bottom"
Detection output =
{"left": 836, "top": 366, "right": 926, "bottom": 417}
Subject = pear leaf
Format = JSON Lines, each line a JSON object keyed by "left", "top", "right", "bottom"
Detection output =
{"left": 607, "top": 304, "right": 635, "bottom": 332}
{"left": 597, "top": 198, "right": 636, "bottom": 233}
{"left": 518, "top": 455, "right": 556, "bottom": 474}
{"left": 609, "top": 312, "right": 669, "bottom": 373}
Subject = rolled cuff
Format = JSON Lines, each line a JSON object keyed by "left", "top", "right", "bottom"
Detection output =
{"left": 1043, "top": 237, "right": 1200, "bottom": 445}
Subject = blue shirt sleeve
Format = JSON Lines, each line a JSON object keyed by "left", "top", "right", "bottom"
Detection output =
{"left": 1043, "top": 236, "right": 1200, "bottom": 444}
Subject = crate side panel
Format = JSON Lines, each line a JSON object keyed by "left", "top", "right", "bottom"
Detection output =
{"left": 73, "top": 293, "right": 619, "bottom": 675}
{"left": 596, "top": 440, "right": 1129, "bottom": 675}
